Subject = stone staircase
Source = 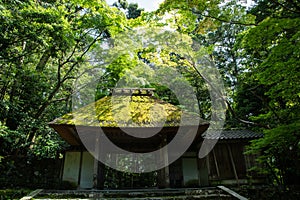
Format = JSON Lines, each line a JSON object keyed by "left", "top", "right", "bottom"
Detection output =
{"left": 28, "top": 187, "right": 244, "bottom": 199}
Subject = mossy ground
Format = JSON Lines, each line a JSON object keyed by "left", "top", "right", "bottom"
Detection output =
{"left": 0, "top": 189, "right": 32, "bottom": 200}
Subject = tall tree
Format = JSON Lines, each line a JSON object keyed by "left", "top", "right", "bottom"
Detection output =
{"left": 157, "top": 0, "right": 300, "bottom": 187}
{"left": 0, "top": 0, "right": 126, "bottom": 157}
{"left": 157, "top": 0, "right": 258, "bottom": 125}
{"left": 237, "top": 0, "right": 300, "bottom": 187}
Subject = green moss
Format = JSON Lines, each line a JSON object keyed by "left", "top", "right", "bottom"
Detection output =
{"left": 0, "top": 189, "right": 32, "bottom": 200}
{"left": 52, "top": 96, "right": 205, "bottom": 127}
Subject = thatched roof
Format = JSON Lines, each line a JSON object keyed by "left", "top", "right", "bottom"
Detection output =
{"left": 50, "top": 95, "right": 207, "bottom": 128}
{"left": 49, "top": 89, "right": 209, "bottom": 146}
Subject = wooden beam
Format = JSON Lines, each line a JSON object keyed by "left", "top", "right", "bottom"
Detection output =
{"left": 20, "top": 189, "right": 43, "bottom": 200}
{"left": 157, "top": 137, "right": 170, "bottom": 188}
{"left": 59, "top": 152, "right": 66, "bottom": 186}
{"left": 97, "top": 161, "right": 105, "bottom": 189}
{"left": 227, "top": 144, "right": 239, "bottom": 186}
{"left": 217, "top": 186, "right": 248, "bottom": 200}
{"left": 78, "top": 150, "right": 83, "bottom": 186}
{"left": 93, "top": 135, "right": 100, "bottom": 189}
{"left": 212, "top": 149, "right": 220, "bottom": 178}
{"left": 112, "top": 88, "right": 155, "bottom": 96}
{"left": 206, "top": 154, "right": 211, "bottom": 180}
{"left": 163, "top": 138, "right": 170, "bottom": 188}
{"left": 97, "top": 134, "right": 105, "bottom": 189}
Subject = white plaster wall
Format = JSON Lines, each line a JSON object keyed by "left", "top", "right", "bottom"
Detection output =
{"left": 62, "top": 151, "right": 80, "bottom": 185}
{"left": 80, "top": 151, "right": 94, "bottom": 188}
{"left": 182, "top": 158, "right": 199, "bottom": 186}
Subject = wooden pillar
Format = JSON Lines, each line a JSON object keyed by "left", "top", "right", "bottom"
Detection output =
{"left": 206, "top": 153, "right": 211, "bottom": 180}
{"left": 78, "top": 150, "right": 83, "bottom": 187}
{"left": 59, "top": 152, "right": 66, "bottom": 186}
{"left": 212, "top": 149, "right": 220, "bottom": 178}
{"left": 198, "top": 157, "right": 209, "bottom": 186}
{"left": 97, "top": 161, "right": 105, "bottom": 189}
{"left": 93, "top": 134, "right": 105, "bottom": 189}
{"left": 227, "top": 144, "right": 239, "bottom": 186}
{"left": 93, "top": 135, "right": 99, "bottom": 189}
{"left": 157, "top": 137, "right": 170, "bottom": 188}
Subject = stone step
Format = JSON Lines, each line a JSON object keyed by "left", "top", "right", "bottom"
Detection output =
{"left": 33, "top": 187, "right": 237, "bottom": 199}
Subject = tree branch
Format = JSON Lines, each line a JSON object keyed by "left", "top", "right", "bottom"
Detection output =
{"left": 249, "top": 90, "right": 283, "bottom": 124}
{"left": 269, "top": 0, "right": 300, "bottom": 14}
{"left": 35, "top": 48, "right": 53, "bottom": 72}
{"left": 61, "top": 33, "right": 103, "bottom": 83}
{"left": 187, "top": 58, "right": 270, "bottom": 129}
{"left": 191, "top": 9, "right": 257, "bottom": 26}
{"left": 34, "top": 32, "right": 104, "bottom": 121}
{"left": 50, "top": 97, "right": 68, "bottom": 103}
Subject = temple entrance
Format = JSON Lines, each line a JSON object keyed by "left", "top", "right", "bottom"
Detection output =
{"left": 182, "top": 157, "right": 199, "bottom": 187}
{"left": 62, "top": 151, "right": 94, "bottom": 189}
{"left": 103, "top": 153, "right": 158, "bottom": 189}
{"left": 104, "top": 167, "right": 157, "bottom": 189}
{"left": 169, "top": 159, "right": 183, "bottom": 187}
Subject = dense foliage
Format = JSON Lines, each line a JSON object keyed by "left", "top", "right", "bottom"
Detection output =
{"left": 0, "top": 0, "right": 299, "bottom": 190}
{"left": 156, "top": 0, "right": 300, "bottom": 188}
{"left": 0, "top": 0, "right": 126, "bottom": 188}
{"left": 239, "top": 0, "right": 300, "bottom": 187}
{"left": 0, "top": 0, "right": 126, "bottom": 154}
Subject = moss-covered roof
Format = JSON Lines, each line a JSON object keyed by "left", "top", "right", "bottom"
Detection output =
{"left": 50, "top": 95, "right": 207, "bottom": 128}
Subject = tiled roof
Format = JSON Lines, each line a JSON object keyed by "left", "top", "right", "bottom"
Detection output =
{"left": 202, "top": 130, "right": 263, "bottom": 140}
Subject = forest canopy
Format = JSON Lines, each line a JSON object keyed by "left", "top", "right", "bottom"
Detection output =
{"left": 0, "top": 0, "right": 299, "bottom": 189}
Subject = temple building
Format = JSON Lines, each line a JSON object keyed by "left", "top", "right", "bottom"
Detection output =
{"left": 49, "top": 88, "right": 263, "bottom": 189}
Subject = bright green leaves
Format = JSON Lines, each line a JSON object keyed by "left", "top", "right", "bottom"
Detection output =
{"left": 246, "top": 122, "right": 300, "bottom": 185}
{"left": 243, "top": 17, "right": 300, "bottom": 51}
{"left": 242, "top": 16, "right": 300, "bottom": 117}
{"left": 0, "top": 0, "right": 127, "bottom": 158}
{"left": 158, "top": 0, "right": 255, "bottom": 35}
{"left": 0, "top": 122, "right": 24, "bottom": 156}
{"left": 238, "top": 0, "right": 300, "bottom": 186}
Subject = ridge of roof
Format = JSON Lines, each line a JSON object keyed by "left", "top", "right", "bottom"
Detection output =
{"left": 202, "top": 129, "right": 263, "bottom": 140}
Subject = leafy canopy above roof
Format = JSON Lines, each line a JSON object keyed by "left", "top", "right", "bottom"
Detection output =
{"left": 51, "top": 95, "right": 207, "bottom": 128}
